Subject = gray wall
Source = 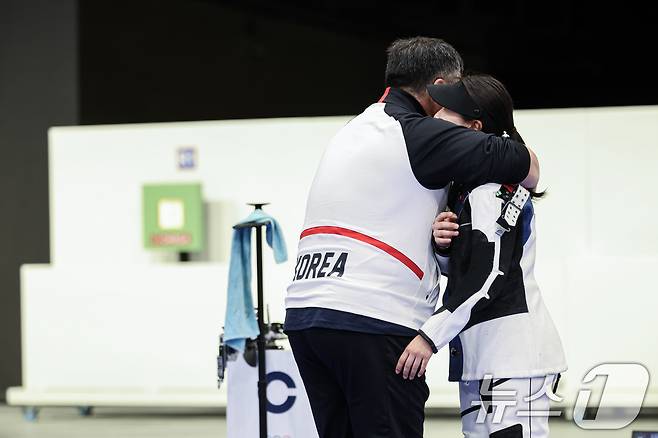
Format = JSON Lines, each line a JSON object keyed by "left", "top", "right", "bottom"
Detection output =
{"left": 0, "top": 0, "right": 78, "bottom": 400}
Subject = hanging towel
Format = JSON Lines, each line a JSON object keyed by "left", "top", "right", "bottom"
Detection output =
{"left": 224, "top": 209, "right": 288, "bottom": 352}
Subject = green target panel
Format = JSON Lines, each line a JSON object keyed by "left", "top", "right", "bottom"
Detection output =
{"left": 142, "top": 183, "right": 204, "bottom": 252}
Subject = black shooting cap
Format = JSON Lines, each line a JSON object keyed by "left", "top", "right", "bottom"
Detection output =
{"left": 427, "top": 81, "right": 482, "bottom": 120}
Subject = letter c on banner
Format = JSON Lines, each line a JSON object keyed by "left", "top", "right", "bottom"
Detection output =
{"left": 266, "top": 371, "right": 297, "bottom": 414}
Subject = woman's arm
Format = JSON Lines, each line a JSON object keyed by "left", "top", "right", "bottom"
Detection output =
{"left": 397, "top": 185, "right": 530, "bottom": 380}
{"left": 418, "top": 184, "right": 530, "bottom": 354}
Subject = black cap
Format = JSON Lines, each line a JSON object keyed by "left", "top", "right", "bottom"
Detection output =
{"left": 427, "top": 82, "right": 482, "bottom": 120}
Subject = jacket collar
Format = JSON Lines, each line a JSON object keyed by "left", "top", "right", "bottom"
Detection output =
{"left": 379, "top": 87, "right": 428, "bottom": 116}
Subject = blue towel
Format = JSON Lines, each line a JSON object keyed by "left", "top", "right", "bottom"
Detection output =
{"left": 224, "top": 209, "right": 288, "bottom": 352}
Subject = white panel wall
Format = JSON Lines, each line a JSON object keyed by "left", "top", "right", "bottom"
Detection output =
{"left": 13, "top": 106, "right": 658, "bottom": 408}
{"left": 21, "top": 264, "right": 227, "bottom": 390}
{"left": 48, "top": 117, "right": 351, "bottom": 324}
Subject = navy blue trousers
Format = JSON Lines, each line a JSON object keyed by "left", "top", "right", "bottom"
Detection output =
{"left": 288, "top": 328, "right": 429, "bottom": 438}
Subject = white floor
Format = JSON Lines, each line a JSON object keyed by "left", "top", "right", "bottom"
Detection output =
{"left": 1, "top": 405, "right": 657, "bottom": 438}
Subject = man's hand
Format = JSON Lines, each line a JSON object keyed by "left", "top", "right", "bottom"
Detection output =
{"left": 520, "top": 147, "right": 540, "bottom": 190}
{"left": 395, "top": 335, "right": 434, "bottom": 380}
{"left": 432, "top": 211, "right": 459, "bottom": 249}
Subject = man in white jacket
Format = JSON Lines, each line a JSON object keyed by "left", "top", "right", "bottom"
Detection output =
{"left": 285, "top": 37, "right": 540, "bottom": 438}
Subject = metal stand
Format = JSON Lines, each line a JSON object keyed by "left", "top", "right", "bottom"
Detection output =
{"left": 233, "top": 202, "right": 269, "bottom": 438}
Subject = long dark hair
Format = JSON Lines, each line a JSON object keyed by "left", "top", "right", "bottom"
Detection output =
{"left": 462, "top": 74, "right": 545, "bottom": 198}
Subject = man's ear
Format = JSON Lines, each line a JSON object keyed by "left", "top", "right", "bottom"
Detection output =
{"left": 433, "top": 77, "right": 446, "bottom": 85}
{"left": 471, "top": 120, "right": 483, "bottom": 131}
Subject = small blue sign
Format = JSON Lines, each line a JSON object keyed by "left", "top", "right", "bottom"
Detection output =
{"left": 177, "top": 147, "right": 196, "bottom": 170}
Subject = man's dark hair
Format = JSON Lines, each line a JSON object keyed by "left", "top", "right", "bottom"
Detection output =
{"left": 385, "top": 37, "right": 464, "bottom": 93}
